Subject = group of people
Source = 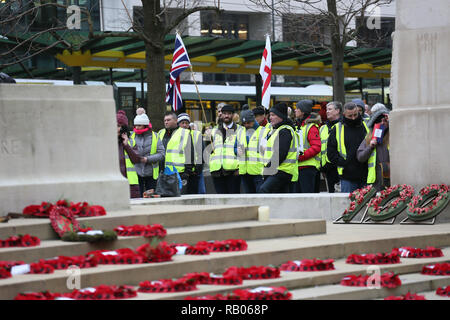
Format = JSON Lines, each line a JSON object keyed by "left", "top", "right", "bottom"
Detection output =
{"left": 117, "top": 98, "right": 391, "bottom": 197}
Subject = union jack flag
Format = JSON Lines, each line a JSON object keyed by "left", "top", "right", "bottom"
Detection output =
{"left": 166, "top": 33, "right": 191, "bottom": 111}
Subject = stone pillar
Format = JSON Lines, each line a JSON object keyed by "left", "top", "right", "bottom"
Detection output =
{"left": 390, "top": 0, "right": 450, "bottom": 192}
{"left": 0, "top": 84, "right": 130, "bottom": 216}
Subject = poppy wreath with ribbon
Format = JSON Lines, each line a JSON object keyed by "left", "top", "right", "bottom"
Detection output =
{"left": 342, "top": 185, "right": 377, "bottom": 221}
{"left": 398, "top": 246, "right": 444, "bottom": 258}
{"left": 135, "top": 242, "right": 177, "bottom": 263}
{"left": 340, "top": 272, "right": 401, "bottom": 288}
{"left": 233, "top": 287, "right": 292, "bottom": 300}
{"left": 367, "top": 184, "right": 415, "bottom": 221}
{"left": 60, "top": 230, "right": 117, "bottom": 243}
{"left": 114, "top": 224, "right": 167, "bottom": 238}
{"left": 384, "top": 292, "right": 426, "bottom": 300}
{"left": 197, "top": 239, "right": 248, "bottom": 252}
{"left": 0, "top": 260, "right": 25, "bottom": 269}
{"left": 280, "top": 259, "right": 335, "bottom": 272}
{"left": 421, "top": 263, "right": 450, "bottom": 276}
{"left": 39, "top": 255, "right": 99, "bottom": 270}
{"left": 22, "top": 201, "right": 54, "bottom": 218}
{"left": 182, "top": 272, "right": 243, "bottom": 286}
{"left": 0, "top": 234, "right": 40, "bottom": 248}
{"left": 436, "top": 286, "right": 450, "bottom": 297}
{"left": 170, "top": 243, "right": 210, "bottom": 255}
{"left": 223, "top": 266, "right": 281, "bottom": 280}
{"left": 49, "top": 206, "right": 81, "bottom": 238}
{"left": 346, "top": 248, "right": 400, "bottom": 265}
{"left": 407, "top": 184, "right": 450, "bottom": 221}
{"left": 63, "top": 285, "right": 137, "bottom": 300}
{"left": 138, "top": 278, "right": 198, "bottom": 293}
{"left": 86, "top": 249, "right": 145, "bottom": 265}
{"left": 14, "top": 291, "right": 61, "bottom": 300}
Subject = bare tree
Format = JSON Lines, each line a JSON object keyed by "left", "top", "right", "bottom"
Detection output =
{"left": 1, "top": 0, "right": 221, "bottom": 129}
{"left": 249, "top": 0, "right": 393, "bottom": 103}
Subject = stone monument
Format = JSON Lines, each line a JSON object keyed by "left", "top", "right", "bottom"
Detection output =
{"left": 0, "top": 84, "right": 130, "bottom": 216}
{"left": 390, "top": 0, "right": 450, "bottom": 192}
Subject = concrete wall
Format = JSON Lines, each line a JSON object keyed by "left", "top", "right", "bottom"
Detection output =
{"left": 390, "top": 0, "right": 450, "bottom": 191}
{"left": 0, "top": 84, "right": 130, "bottom": 216}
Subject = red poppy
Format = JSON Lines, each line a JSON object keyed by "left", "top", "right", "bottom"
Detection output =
{"left": 436, "top": 286, "right": 450, "bottom": 297}
{"left": 340, "top": 272, "right": 401, "bottom": 288}
{"left": 196, "top": 239, "right": 248, "bottom": 252}
{"left": 0, "top": 234, "right": 40, "bottom": 248}
{"left": 0, "top": 267, "right": 12, "bottom": 279}
{"left": 139, "top": 278, "right": 197, "bottom": 293}
{"left": 182, "top": 272, "right": 243, "bottom": 286}
{"left": 233, "top": 287, "right": 292, "bottom": 300}
{"left": 384, "top": 292, "right": 426, "bottom": 300}
{"left": 398, "top": 246, "right": 443, "bottom": 258}
{"left": 40, "top": 255, "right": 98, "bottom": 269}
{"left": 223, "top": 266, "right": 280, "bottom": 280}
{"left": 280, "top": 259, "right": 335, "bottom": 272}
{"left": 29, "top": 262, "right": 54, "bottom": 274}
{"left": 114, "top": 224, "right": 167, "bottom": 238}
{"left": 346, "top": 248, "right": 400, "bottom": 265}
{"left": 135, "top": 242, "right": 176, "bottom": 263}
{"left": 14, "top": 291, "right": 61, "bottom": 300}
{"left": 63, "top": 285, "right": 137, "bottom": 300}
{"left": 86, "top": 249, "right": 145, "bottom": 265}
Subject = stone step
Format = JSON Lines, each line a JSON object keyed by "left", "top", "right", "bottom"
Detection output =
{"left": 291, "top": 273, "right": 450, "bottom": 300}
{"left": 0, "top": 205, "right": 259, "bottom": 241}
{"left": 1, "top": 231, "right": 449, "bottom": 300}
{"left": 0, "top": 219, "right": 326, "bottom": 263}
{"left": 413, "top": 290, "right": 450, "bottom": 300}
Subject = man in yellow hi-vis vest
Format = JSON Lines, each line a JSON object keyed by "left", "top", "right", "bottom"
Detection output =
{"left": 327, "top": 102, "right": 369, "bottom": 193}
{"left": 259, "top": 103, "right": 299, "bottom": 193}
{"left": 177, "top": 113, "right": 204, "bottom": 194}
{"left": 209, "top": 104, "right": 246, "bottom": 194}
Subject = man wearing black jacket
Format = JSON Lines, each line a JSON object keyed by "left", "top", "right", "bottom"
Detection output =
{"left": 259, "top": 103, "right": 297, "bottom": 193}
{"left": 327, "top": 102, "right": 369, "bottom": 193}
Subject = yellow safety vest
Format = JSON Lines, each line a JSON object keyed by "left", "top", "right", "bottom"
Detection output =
{"left": 246, "top": 125, "right": 270, "bottom": 176}
{"left": 164, "top": 128, "right": 189, "bottom": 173}
{"left": 298, "top": 123, "right": 321, "bottom": 170}
{"left": 319, "top": 125, "right": 329, "bottom": 168}
{"left": 209, "top": 125, "right": 246, "bottom": 174}
{"left": 263, "top": 125, "right": 299, "bottom": 182}
{"left": 191, "top": 129, "right": 203, "bottom": 170}
{"left": 129, "top": 131, "right": 159, "bottom": 180}
{"left": 367, "top": 140, "right": 390, "bottom": 184}
{"left": 335, "top": 121, "right": 369, "bottom": 175}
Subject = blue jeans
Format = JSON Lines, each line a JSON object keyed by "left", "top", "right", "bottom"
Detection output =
{"left": 198, "top": 171, "right": 206, "bottom": 194}
{"left": 340, "top": 179, "right": 366, "bottom": 193}
{"left": 241, "top": 174, "right": 264, "bottom": 193}
{"left": 212, "top": 174, "right": 241, "bottom": 194}
{"left": 259, "top": 172, "right": 292, "bottom": 193}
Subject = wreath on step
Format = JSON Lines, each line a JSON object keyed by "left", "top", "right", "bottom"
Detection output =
{"left": 367, "top": 184, "right": 415, "bottom": 221}
{"left": 398, "top": 246, "right": 443, "bottom": 258}
{"left": 185, "top": 287, "right": 292, "bottom": 300}
{"left": 407, "top": 184, "right": 450, "bottom": 221}
{"left": 340, "top": 272, "right": 401, "bottom": 288}
{"left": 436, "top": 286, "right": 450, "bottom": 297}
{"left": 22, "top": 200, "right": 106, "bottom": 218}
{"left": 138, "top": 278, "right": 198, "bottom": 293}
{"left": 0, "top": 234, "right": 40, "bottom": 248}
{"left": 421, "top": 263, "right": 450, "bottom": 276}
{"left": 49, "top": 206, "right": 116, "bottom": 242}
{"left": 280, "top": 259, "right": 335, "bottom": 272}
{"left": 182, "top": 272, "right": 243, "bottom": 286}
{"left": 342, "top": 185, "right": 377, "bottom": 221}
{"left": 223, "top": 265, "right": 280, "bottom": 280}
{"left": 346, "top": 248, "right": 400, "bottom": 265}
{"left": 384, "top": 292, "right": 426, "bottom": 300}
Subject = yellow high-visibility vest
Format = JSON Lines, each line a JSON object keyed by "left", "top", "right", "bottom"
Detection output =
{"left": 335, "top": 121, "right": 369, "bottom": 175}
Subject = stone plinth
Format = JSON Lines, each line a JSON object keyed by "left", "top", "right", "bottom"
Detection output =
{"left": 0, "top": 84, "right": 130, "bottom": 216}
{"left": 390, "top": 0, "right": 450, "bottom": 192}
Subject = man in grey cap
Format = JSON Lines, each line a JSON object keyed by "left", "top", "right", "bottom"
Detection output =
{"left": 352, "top": 99, "right": 370, "bottom": 123}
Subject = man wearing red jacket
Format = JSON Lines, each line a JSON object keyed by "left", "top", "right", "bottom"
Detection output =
{"left": 294, "top": 100, "right": 322, "bottom": 193}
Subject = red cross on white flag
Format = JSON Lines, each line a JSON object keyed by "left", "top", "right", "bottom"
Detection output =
{"left": 259, "top": 35, "right": 272, "bottom": 109}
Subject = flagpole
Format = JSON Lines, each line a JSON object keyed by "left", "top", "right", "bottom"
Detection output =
{"left": 189, "top": 66, "right": 208, "bottom": 125}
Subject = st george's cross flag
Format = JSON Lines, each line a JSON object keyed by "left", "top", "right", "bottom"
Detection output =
{"left": 259, "top": 35, "right": 272, "bottom": 109}
{"left": 166, "top": 33, "right": 191, "bottom": 111}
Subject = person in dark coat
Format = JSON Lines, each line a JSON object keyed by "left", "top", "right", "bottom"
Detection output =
{"left": 327, "top": 102, "right": 369, "bottom": 193}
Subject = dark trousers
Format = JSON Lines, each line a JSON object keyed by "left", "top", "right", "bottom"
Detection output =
{"left": 182, "top": 175, "right": 200, "bottom": 195}
{"left": 138, "top": 175, "right": 157, "bottom": 197}
{"left": 325, "top": 167, "right": 340, "bottom": 193}
{"left": 294, "top": 167, "right": 319, "bottom": 193}
{"left": 212, "top": 174, "right": 241, "bottom": 194}
{"left": 259, "top": 171, "right": 292, "bottom": 193}
{"left": 241, "top": 174, "right": 264, "bottom": 193}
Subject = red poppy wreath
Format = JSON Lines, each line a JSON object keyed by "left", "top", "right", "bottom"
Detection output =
{"left": 223, "top": 265, "right": 280, "bottom": 280}
{"left": 280, "top": 259, "right": 335, "bottom": 272}
{"left": 346, "top": 248, "right": 400, "bottom": 265}
{"left": 398, "top": 246, "right": 443, "bottom": 258}
{"left": 367, "top": 184, "right": 415, "bottom": 221}
{"left": 342, "top": 185, "right": 377, "bottom": 221}
{"left": 138, "top": 278, "right": 198, "bottom": 293}
{"left": 182, "top": 272, "right": 243, "bottom": 286}
{"left": 407, "top": 184, "right": 450, "bottom": 221}
{"left": 0, "top": 234, "right": 40, "bottom": 248}
{"left": 384, "top": 292, "right": 426, "bottom": 300}
{"left": 421, "top": 263, "right": 450, "bottom": 276}
{"left": 436, "top": 286, "right": 450, "bottom": 297}
{"left": 113, "top": 224, "right": 167, "bottom": 238}
{"left": 341, "top": 272, "right": 401, "bottom": 288}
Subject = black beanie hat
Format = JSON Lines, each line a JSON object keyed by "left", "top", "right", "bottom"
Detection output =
{"left": 221, "top": 104, "right": 234, "bottom": 113}
{"left": 297, "top": 100, "right": 313, "bottom": 114}
{"left": 270, "top": 103, "right": 288, "bottom": 120}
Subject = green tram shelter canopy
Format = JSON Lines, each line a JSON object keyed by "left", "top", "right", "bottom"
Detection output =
{"left": 1, "top": 32, "right": 391, "bottom": 82}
